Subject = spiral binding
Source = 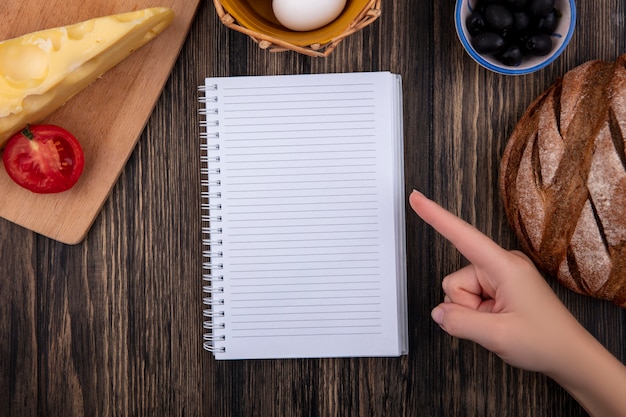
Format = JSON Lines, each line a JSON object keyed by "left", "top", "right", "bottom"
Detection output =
{"left": 199, "top": 82, "right": 226, "bottom": 354}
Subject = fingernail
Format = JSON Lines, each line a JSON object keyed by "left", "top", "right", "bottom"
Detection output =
{"left": 412, "top": 189, "right": 424, "bottom": 197}
{"left": 431, "top": 306, "right": 444, "bottom": 325}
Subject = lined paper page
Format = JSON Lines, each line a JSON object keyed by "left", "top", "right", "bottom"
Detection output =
{"left": 203, "top": 72, "right": 406, "bottom": 359}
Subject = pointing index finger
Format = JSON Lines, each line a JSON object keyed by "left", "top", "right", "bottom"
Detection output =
{"left": 409, "top": 190, "right": 508, "bottom": 268}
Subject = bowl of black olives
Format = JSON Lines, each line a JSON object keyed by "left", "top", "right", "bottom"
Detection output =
{"left": 455, "top": 0, "right": 575, "bottom": 75}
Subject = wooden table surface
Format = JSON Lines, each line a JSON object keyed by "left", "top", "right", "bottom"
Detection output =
{"left": 1, "top": 1, "right": 624, "bottom": 416}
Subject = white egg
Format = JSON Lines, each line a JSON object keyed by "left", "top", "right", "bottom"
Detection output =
{"left": 272, "top": 0, "right": 348, "bottom": 32}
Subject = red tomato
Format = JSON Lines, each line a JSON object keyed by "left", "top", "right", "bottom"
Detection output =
{"left": 2, "top": 124, "right": 85, "bottom": 194}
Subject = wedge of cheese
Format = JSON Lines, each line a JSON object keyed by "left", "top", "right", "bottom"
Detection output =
{"left": 0, "top": 7, "right": 175, "bottom": 148}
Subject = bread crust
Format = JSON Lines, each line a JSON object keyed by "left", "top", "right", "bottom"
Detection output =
{"left": 500, "top": 55, "right": 626, "bottom": 307}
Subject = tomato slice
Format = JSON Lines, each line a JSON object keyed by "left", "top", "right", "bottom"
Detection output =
{"left": 2, "top": 124, "right": 85, "bottom": 194}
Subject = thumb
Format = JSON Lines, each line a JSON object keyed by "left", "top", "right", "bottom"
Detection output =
{"left": 432, "top": 303, "right": 506, "bottom": 352}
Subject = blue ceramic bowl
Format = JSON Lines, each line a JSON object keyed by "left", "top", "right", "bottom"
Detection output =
{"left": 455, "top": 0, "right": 576, "bottom": 75}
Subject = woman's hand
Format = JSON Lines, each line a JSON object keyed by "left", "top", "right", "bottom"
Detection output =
{"left": 409, "top": 190, "right": 626, "bottom": 417}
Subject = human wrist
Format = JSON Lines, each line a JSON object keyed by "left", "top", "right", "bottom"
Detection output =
{"left": 545, "top": 325, "right": 626, "bottom": 417}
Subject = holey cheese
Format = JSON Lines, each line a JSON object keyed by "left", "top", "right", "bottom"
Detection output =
{"left": 0, "top": 7, "right": 175, "bottom": 148}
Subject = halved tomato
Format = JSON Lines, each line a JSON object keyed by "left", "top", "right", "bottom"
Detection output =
{"left": 2, "top": 124, "right": 85, "bottom": 194}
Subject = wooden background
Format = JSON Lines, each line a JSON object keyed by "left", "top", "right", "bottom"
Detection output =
{"left": 1, "top": 0, "right": 625, "bottom": 416}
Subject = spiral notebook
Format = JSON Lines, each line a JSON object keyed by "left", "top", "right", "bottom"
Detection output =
{"left": 199, "top": 72, "right": 407, "bottom": 360}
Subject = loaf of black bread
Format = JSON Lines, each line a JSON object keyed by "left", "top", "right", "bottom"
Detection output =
{"left": 500, "top": 55, "right": 626, "bottom": 307}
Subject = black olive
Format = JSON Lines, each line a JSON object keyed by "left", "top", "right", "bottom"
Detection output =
{"left": 474, "top": 0, "right": 492, "bottom": 13}
{"left": 475, "top": 0, "right": 498, "bottom": 5}
{"left": 504, "top": 0, "right": 527, "bottom": 9}
{"left": 485, "top": 4, "right": 514, "bottom": 32}
{"left": 498, "top": 45, "right": 523, "bottom": 66}
{"left": 513, "top": 11, "right": 531, "bottom": 31}
{"left": 472, "top": 32, "right": 506, "bottom": 54}
{"left": 466, "top": 11, "right": 486, "bottom": 37}
{"left": 523, "top": 33, "right": 553, "bottom": 55}
{"left": 529, "top": 0, "right": 555, "bottom": 17}
{"left": 536, "top": 9, "right": 559, "bottom": 33}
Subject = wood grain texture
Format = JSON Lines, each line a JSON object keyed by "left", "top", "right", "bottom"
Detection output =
{"left": 0, "top": 0, "right": 200, "bottom": 244}
{"left": 0, "top": 0, "right": 625, "bottom": 416}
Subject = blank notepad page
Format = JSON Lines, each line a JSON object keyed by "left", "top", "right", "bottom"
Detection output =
{"left": 201, "top": 72, "right": 407, "bottom": 359}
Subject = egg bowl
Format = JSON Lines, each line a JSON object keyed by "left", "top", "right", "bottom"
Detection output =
{"left": 455, "top": 0, "right": 576, "bottom": 75}
{"left": 213, "top": 0, "right": 381, "bottom": 57}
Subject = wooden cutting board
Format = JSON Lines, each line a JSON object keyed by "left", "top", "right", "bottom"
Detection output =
{"left": 0, "top": 0, "right": 200, "bottom": 244}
